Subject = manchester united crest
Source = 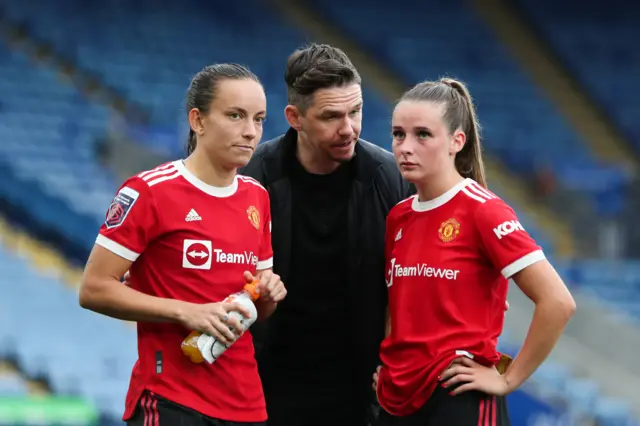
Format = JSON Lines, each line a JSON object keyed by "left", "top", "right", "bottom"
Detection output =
{"left": 438, "top": 218, "right": 460, "bottom": 243}
{"left": 247, "top": 206, "right": 260, "bottom": 230}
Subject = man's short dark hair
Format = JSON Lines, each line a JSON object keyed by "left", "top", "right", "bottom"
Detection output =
{"left": 285, "top": 43, "right": 362, "bottom": 112}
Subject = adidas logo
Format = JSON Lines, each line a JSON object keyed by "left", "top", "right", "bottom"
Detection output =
{"left": 185, "top": 209, "right": 202, "bottom": 222}
{"left": 395, "top": 228, "right": 403, "bottom": 242}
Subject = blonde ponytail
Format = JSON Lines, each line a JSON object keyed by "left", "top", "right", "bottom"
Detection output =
{"left": 440, "top": 78, "right": 487, "bottom": 188}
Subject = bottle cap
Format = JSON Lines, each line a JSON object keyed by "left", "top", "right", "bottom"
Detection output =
{"left": 243, "top": 280, "right": 260, "bottom": 301}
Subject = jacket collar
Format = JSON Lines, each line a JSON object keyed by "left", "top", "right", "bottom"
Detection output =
{"left": 262, "top": 128, "right": 382, "bottom": 186}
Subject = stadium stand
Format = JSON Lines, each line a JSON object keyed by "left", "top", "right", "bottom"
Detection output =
{"left": 0, "top": 39, "right": 116, "bottom": 253}
{"left": 307, "top": 0, "right": 631, "bottom": 200}
{"left": 0, "top": 0, "right": 639, "bottom": 425}
{"left": 0, "top": 0, "right": 392, "bottom": 160}
{"left": 513, "top": 0, "right": 640, "bottom": 258}
{"left": 0, "top": 0, "right": 554, "bottom": 258}
{"left": 515, "top": 0, "right": 640, "bottom": 156}
{"left": 0, "top": 219, "right": 133, "bottom": 425}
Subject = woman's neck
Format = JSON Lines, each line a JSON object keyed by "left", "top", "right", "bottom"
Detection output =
{"left": 415, "top": 171, "right": 465, "bottom": 202}
{"left": 183, "top": 152, "right": 235, "bottom": 187}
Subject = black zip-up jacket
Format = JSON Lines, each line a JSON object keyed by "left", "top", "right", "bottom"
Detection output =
{"left": 240, "top": 128, "right": 415, "bottom": 415}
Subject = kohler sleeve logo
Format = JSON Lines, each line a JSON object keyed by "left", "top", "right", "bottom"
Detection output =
{"left": 493, "top": 220, "right": 524, "bottom": 240}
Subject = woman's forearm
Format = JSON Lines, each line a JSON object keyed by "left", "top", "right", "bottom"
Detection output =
{"left": 79, "top": 275, "right": 188, "bottom": 324}
{"left": 504, "top": 297, "right": 575, "bottom": 390}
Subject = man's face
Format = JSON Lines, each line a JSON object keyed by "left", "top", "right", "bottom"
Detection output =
{"left": 296, "top": 84, "right": 363, "bottom": 164}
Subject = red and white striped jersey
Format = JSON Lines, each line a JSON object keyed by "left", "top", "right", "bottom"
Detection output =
{"left": 377, "top": 178, "right": 544, "bottom": 416}
{"left": 96, "top": 160, "right": 272, "bottom": 422}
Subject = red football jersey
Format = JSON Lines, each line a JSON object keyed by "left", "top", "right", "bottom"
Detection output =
{"left": 377, "top": 178, "right": 545, "bottom": 416}
{"left": 95, "top": 161, "right": 273, "bottom": 422}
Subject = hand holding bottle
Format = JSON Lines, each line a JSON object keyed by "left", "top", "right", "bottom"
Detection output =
{"left": 181, "top": 281, "right": 260, "bottom": 364}
{"left": 179, "top": 301, "right": 251, "bottom": 347}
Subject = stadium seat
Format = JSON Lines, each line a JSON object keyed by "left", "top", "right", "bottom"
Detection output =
{"left": 0, "top": 0, "right": 398, "bottom": 161}
{"left": 558, "top": 259, "right": 640, "bottom": 323}
{"left": 515, "top": 0, "right": 640, "bottom": 155}
{"left": 0, "top": 246, "right": 136, "bottom": 423}
{"left": 594, "top": 398, "right": 633, "bottom": 426}
{"left": 0, "top": 375, "right": 28, "bottom": 397}
{"left": 0, "top": 1, "right": 638, "bottom": 424}
{"left": 564, "top": 379, "right": 600, "bottom": 417}
{"left": 309, "top": 0, "right": 630, "bottom": 205}
{"left": 0, "top": 0, "right": 550, "bottom": 256}
{"left": 0, "top": 40, "right": 116, "bottom": 248}
{"left": 5, "top": 240, "right": 636, "bottom": 424}
{"left": 496, "top": 331, "right": 635, "bottom": 424}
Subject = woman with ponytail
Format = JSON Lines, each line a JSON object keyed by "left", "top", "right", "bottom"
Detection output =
{"left": 373, "top": 78, "right": 576, "bottom": 426}
{"left": 80, "top": 64, "right": 286, "bottom": 426}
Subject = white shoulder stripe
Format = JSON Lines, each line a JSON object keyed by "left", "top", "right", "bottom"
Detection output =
{"left": 238, "top": 175, "right": 267, "bottom": 192}
{"left": 501, "top": 250, "right": 546, "bottom": 278}
{"left": 95, "top": 234, "right": 140, "bottom": 262}
{"left": 257, "top": 257, "right": 274, "bottom": 270}
{"left": 461, "top": 187, "right": 487, "bottom": 203}
{"left": 140, "top": 165, "right": 178, "bottom": 183}
{"left": 467, "top": 182, "right": 496, "bottom": 200}
{"left": 147, "top": 170, "right": 181, "bottom": 187}
{"left": 395, "top": 195, "right": 415, "bottom": 208}
{"left": 138, "top": 163, "right": 175, "bottom": 179}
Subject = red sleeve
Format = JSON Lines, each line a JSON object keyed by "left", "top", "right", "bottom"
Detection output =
{"left": 475, "top": 199, "right": 545, "bottom": 279}
{"left": 256, "top": 192, "right": 273, "bottom": 271}
{"left": 95, "top": 177, "right": 159, "bottom": 262}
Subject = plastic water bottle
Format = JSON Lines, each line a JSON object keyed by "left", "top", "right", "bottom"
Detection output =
{"left": 181, "top": 282, "right": 260, "bottom": 364}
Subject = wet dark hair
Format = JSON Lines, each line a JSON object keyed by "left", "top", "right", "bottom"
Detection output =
{"left": 186, "top": 63, "right": 261, "bottom": 155}
{"left": 285, "top": 43, "right": 361, "bottom": 113}
{"left": 399, "top": 77, "right": 487, "bottom": 187}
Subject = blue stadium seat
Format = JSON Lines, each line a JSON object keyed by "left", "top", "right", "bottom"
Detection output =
{"left": 0, "top": 40, "right": 116, "bottom": 245}
{"left": 564, "top": 379, "right": 600, "bottom": 417}
{"left": 0, "top": 247, "right": 136, "bottom": 422}
{"left": 594, "top": 398, "right": 633, "bottom": 426}
{"left": 559, "top": 259, "right": 640, "bottom": 322}
{"left": 309, "top": 0, "right": 630, "bottom": 207}
{"left": 0, "top": 375, "right": 28, "bottom": 397}
{"left": 470, "top": 325, "right": 635, "bottom": 425}
{"left": 0, "top": 0, "right": 401, "bottom": 160}
{"left": 3, "top": 243, "right": 613, "bottom": 423}
{"left": 516, "top": 0, "right": 640, "bottom": 155}
{"left": 0, "top": 0, "right": 551, "bottom": 257}
{"left": 0, "top": 0, "right": 302, "bottom": 157}
{"left": 0, "top": 1, "right": 638, "bottom": 425}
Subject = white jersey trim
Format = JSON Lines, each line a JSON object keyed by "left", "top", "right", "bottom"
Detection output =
{"left": 174, "top": 160, "right": 238, "bottom": 198}
{"left": 138, "top": 163, "right": 175, "bottom": 179}
{"left": 467, "top": 181, "right": 497, "bottom": 200}
{"left": 95, "top": 234, "right": 140, "bottom": 262}
{"left": 501, "top": 249, "right": 545, "bottom": 278}
{"left": 412, "top": 178, "right": 472, "bottom": 212}
{"left": 238, "top": 175, "right": 267, "bottom": 193}
{"left": 394, "top": 195, "right": 415, "bottom": 208}
{"left": 256, "top": 257, "right": 273, "bottom": 271}
{"left": 148, "top": 171, "right": 181, "bottom": 187}
{"left": 461, "top": 181, "right": 497, "bottom": 204}
{"left": 137, "top": 163, "right": 181, "bottom": 187}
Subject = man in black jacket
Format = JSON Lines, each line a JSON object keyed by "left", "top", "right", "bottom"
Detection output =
{"left": 240, "top": 44, "right": 414, "bottom": 426}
